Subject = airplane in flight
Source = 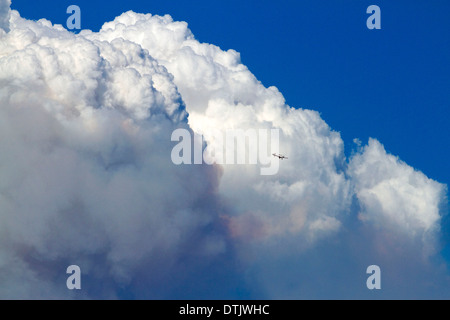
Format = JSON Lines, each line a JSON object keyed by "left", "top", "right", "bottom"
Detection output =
{"left": 272, "top": 153, "right": 288, "bottom": 160}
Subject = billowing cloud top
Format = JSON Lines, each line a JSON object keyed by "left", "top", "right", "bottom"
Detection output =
{"left": 0, "top": 5, "right": 448, "bottom": 299}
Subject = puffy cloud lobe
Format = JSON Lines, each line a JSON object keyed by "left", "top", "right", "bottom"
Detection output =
{"left": 0, "top": 8, "right": 447, "bottom": 299}
{"left": 348, "top": 138, "right": 446, "bottom": 253}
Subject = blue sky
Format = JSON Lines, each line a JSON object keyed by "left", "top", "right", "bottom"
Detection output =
{"left": 5, "top": 0, "right": 450, "bottom": 298}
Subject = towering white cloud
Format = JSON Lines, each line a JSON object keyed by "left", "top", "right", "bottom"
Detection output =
{"left": 88, "top": 10, "right": 447, "bottom": 248}
{"left": 0, "top": 7, "right": 447, "bottom": 299}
